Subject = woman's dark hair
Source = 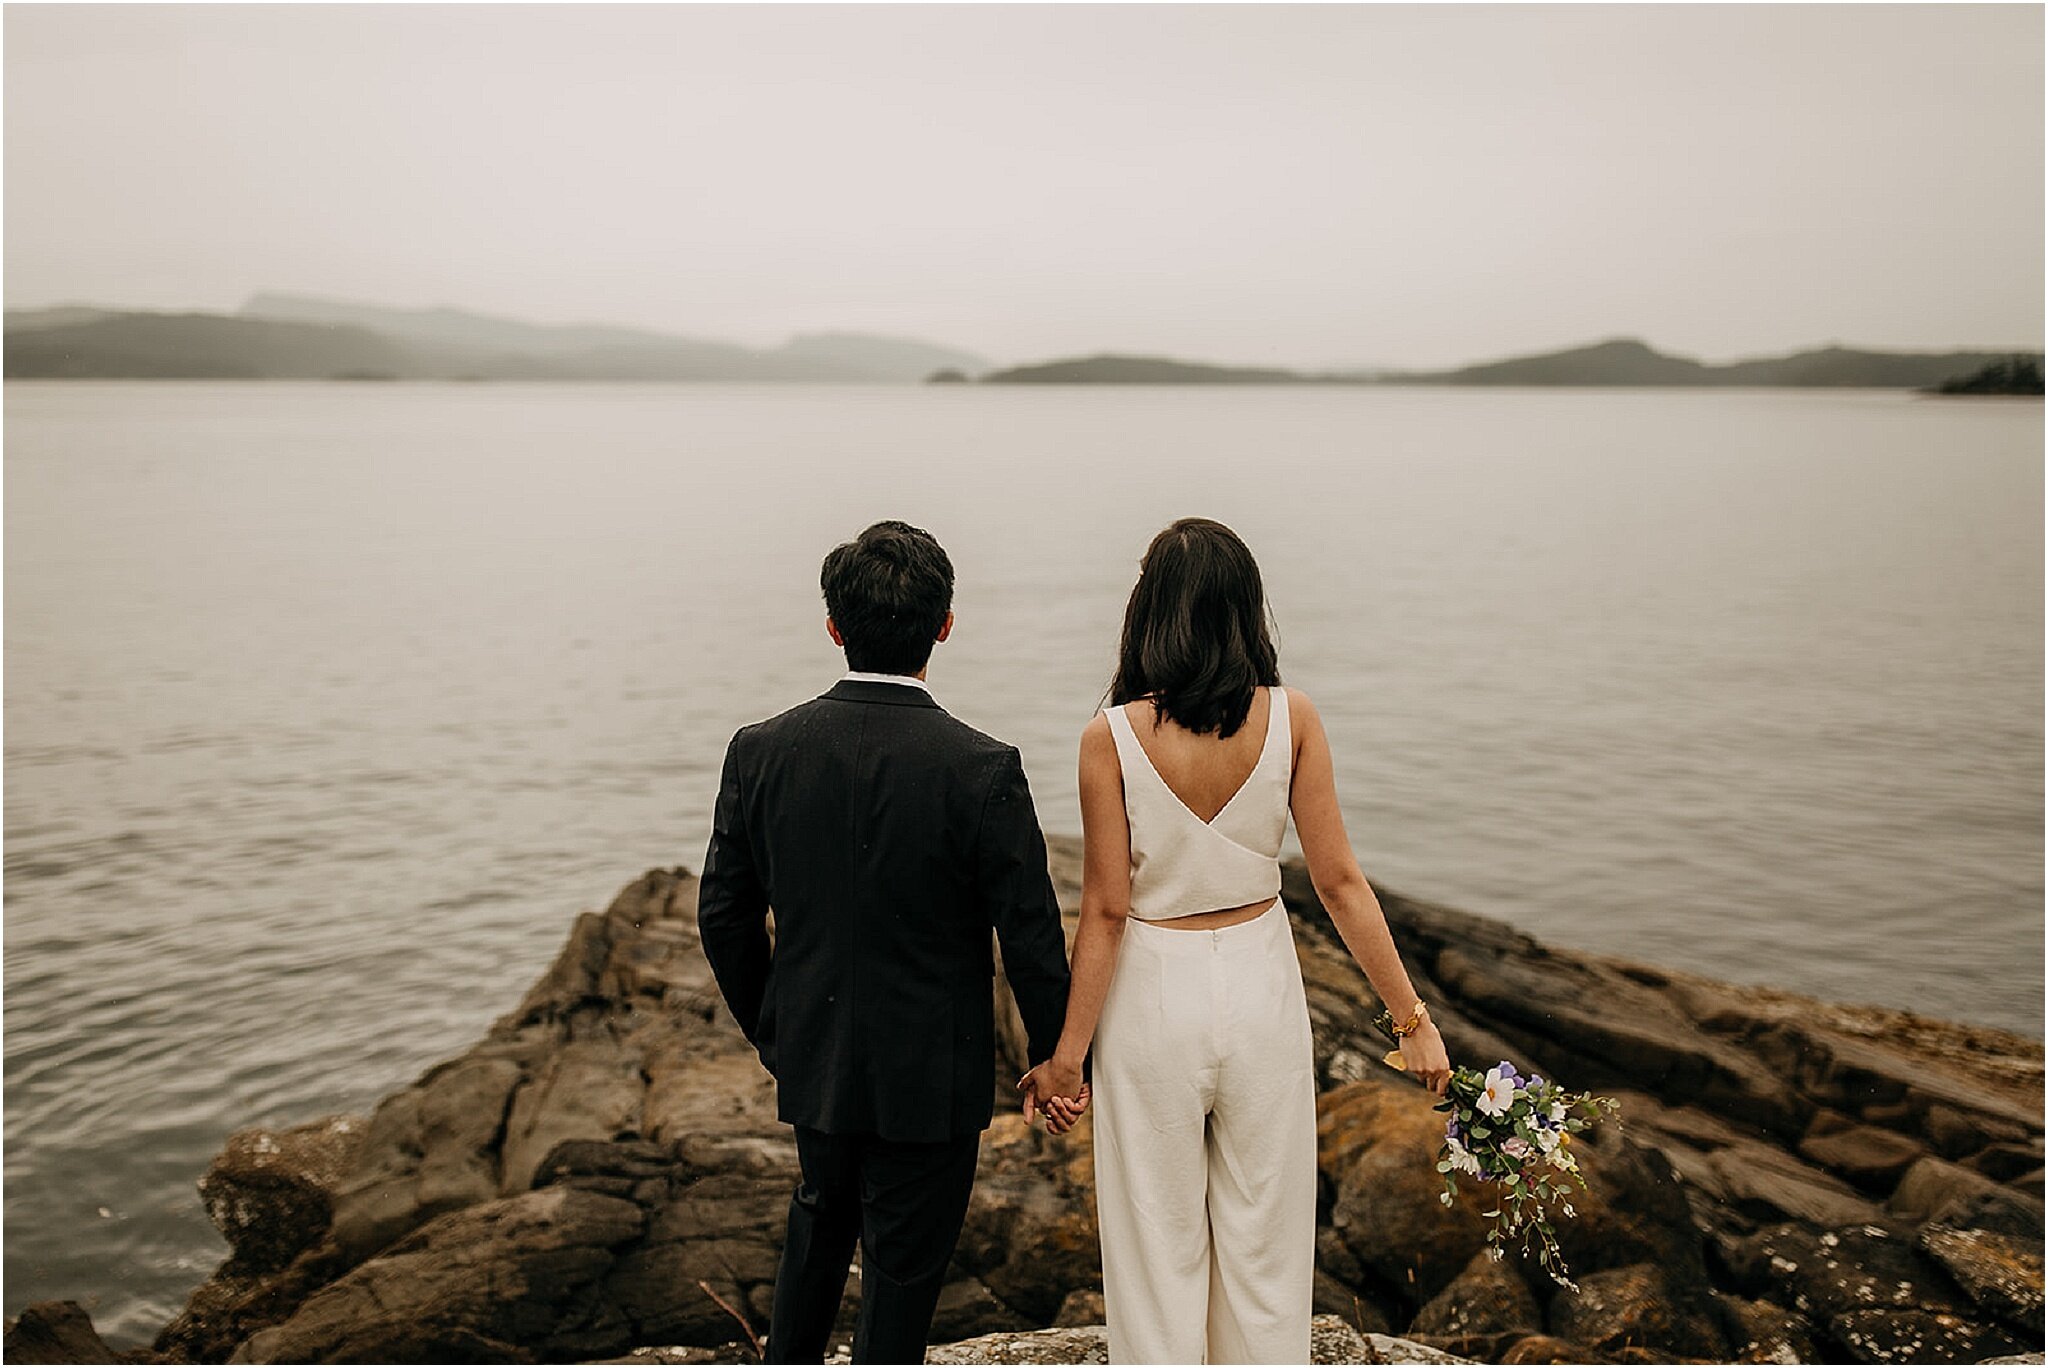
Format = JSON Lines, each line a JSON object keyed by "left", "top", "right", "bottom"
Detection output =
{"left": 820, "top": 520, "right": 955, "bottom": 674}
{"left": 1109, "top": 517, "right": 1280, "bottom": 737}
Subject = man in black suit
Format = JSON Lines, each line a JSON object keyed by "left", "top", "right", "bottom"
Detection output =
{"left": 698, "top": 520, "right": 1079, "bottom": 1364}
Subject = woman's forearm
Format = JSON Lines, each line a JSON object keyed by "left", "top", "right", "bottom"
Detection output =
{"left": 1320, "top": 872, "right": 1424, "bottom": 1019}
{"left": 1053, "top": 909, "right": 1126, "bottom": 1067}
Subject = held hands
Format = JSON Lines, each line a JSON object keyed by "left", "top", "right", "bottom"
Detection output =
{"left": 1403, "top": 1019, "right": 1452, "bottom": 1097}
{"left": 1019, "top": 1054, "right": 1090, "bottom": 1136}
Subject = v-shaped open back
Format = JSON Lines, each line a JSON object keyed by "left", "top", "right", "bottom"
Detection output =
{"left": 1104, "top": 686, "right": 1292, "bottom": 921}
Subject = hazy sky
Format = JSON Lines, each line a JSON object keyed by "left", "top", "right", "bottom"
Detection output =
{"left": 6, "top": 4, "right": 2041, "bottom": 368}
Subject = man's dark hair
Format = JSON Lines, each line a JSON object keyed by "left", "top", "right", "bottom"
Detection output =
{"left": 820, "top": 520, "right": 955, "bottom": 675}
{"left": 1109, "top": 517, "right": 1280, "bottom": 737}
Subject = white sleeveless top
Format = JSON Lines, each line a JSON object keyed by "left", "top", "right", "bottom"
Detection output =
{"left": 1103, "top": 686, "right": 1292, "bottom": 921}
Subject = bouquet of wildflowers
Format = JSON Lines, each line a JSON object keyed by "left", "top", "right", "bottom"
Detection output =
{"left": 1372, "top": 1009, "right": 1620, "bottom": 1290}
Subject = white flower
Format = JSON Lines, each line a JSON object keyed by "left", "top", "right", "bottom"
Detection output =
{"left": 1535, "top": 1125, "right": 1562, "bottom": 1154}
{"left": 1548, "top": 1100, "right": 1567, "bottom": 1126}
{"left": 1445, "top": 1135, "right": 1484, "bottom": 1176}
{"left": 1502, "top": 1136, "right": 1533, "bottom": 1160}
{"left": 1478, "top": 1065, "right": 1515, "bottom": 1117}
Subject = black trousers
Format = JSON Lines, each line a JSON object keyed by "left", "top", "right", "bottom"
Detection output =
{"left": 767, "top": 1125, "right": 982, "bottom": 1364}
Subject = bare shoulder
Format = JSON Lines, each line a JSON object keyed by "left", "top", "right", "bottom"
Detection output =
{"left": 1279, "top": 685, "right": 1321, "bottom": 739}
{"left": 1079, "top": 710, "right": 1115, "bottom": 757}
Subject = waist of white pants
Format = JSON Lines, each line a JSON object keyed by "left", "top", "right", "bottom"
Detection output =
{"left": 1123, "top": 896, "right": 1286, "bottom": 950}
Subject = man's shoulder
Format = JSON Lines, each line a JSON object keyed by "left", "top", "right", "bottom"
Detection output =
{"left": 733, "top": 692, "right": 1012, "bottom": 753}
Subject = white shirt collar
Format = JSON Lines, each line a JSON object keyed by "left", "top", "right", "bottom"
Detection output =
{"left": 840, "top": 670, "right": 935, "bottom": 696}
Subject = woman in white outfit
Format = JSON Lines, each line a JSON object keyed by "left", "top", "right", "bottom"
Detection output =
{"left": 1020, "top": 517, "right": 1452, "bottom": 1364}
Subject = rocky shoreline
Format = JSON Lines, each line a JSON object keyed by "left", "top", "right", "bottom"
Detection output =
{"left": 7, "top": 836, "right": 2042, "bottom": 1364}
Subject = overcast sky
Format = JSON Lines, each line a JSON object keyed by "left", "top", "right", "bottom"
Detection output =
{"left": 5, "top": 4, "right": 2041, "bottom": 369}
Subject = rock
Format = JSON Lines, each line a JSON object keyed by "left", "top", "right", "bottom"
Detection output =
{"left": 230, "top": 1185, "right": 646, "bottom": 1363}
{"left": 1892, "top": 1157, "right": 2047, "bottom": 1236}
{"left": 3, "top": 1301, "right": 122, "bottom": 1364}
{"left": 1052, "top": 1289, "right": 1104, "bottom": 1328}
{"left": 1499, "top": 1333, "right": 1600, "bottom": 1364}
{"left": 952, "top": 1114, "right": 1102, "bottom": 1325}
{"left": 1404, "top": 1329, "right": 1524, "bottom": 1360}
{"left": 1307, "top": 1315, "right": 1379, "bottom": 1363}
{"left": 1918, "top": 1225, "right": 2044, "bottom": 1334}
{"left": 930, "top": 1277, "right": 1032, "bottom": 1342}
{"left": 1362, "top": 1329, "right": 1479, "bottom": 1362}
{"left": 1409, "top": 1247, "right": 1541, "bottom": 1338}
{"left": 1925, "top": 1102, "right": 2033, "bottom": 1162}
{"left": 89, "top": 845, "right": 2041, "bottom": 1365}
{"left": 1828, "top": 1307, "right": 2026, "bottom": 1363}
{"left": 1703, "top": 1135, "right": 1888, "bottom": 1228}
{"left": 1318, "top": 1077, "right": 1491, "bottom": 1305}
{"left": 1546, "top": 1262, "right": 1728, "bottom": 1359}
{"left": 199, "top": 1114, "right": 369, "bottom": 1274}
{"left": 1723, "top": 1221, "right": 1975, "bottom": 1326}
{"left": 1714, "top": 1291, "right": 1817, "bottom": 1364}
{"left": 924, "top": 1325, "right": 1108, "bottom": 1364}
{"left": 1799, "top": 1125, "right": 1931, "bottom": 1191}
{"left": 1315, "top": 1268, "right": 1396, "bottom": 1335}
{"left": 1970, "top": 1141, "right": 2047, "bottom": 1184}
{"left": 919, "top": 1318, "right": 1456, "bottom": 1364}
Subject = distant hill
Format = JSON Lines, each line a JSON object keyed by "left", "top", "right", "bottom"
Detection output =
{"left": 981, "top": 354, "right": 1305, "bottom": 384}
{"left": 2, "top": 295, "right": 993, "bottom": 382}
{"left": 240, "top": 293, "right": 989, "bottom": 381}
{"left": 1382, "top": 337, "right": 2023, "bottom": 389}
{"left": 4, "top": 312, "right": 416, "bottom": 380}
{"left": 977, "top": 337, "right": 2036, "bottom": 388}
{"left": 4, "top": 306, "right": 118, "bottom": 333}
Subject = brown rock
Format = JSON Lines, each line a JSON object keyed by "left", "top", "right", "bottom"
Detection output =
{"left": 924, "top": 1325, "right": 1108, "bottom": 1365}
{"left": 1052, "top": 1289, "right": 1104, "bottom": 1328}
{"left": 1722, "top": 1222, "right": 1971, "bottom": 1323}
{"left": 1970, "top": 1140, "right": 2048, "bottom": 1184}
{"left": 929, "top": 1278, "right": 1031, "bottom": 1342}
{"left": 1704, "top": 1137, "right": 1887, "bottom": 1228}
{"left": 229, "top": 1186, "right": 645, "bottom": 1363}
{"left": 198, "top": 1114, "right": 369, "bottom": 1275}
{"left": 1797, "top": 1125, "right": 1929, "bottom": 1191}
{"left": 1890, "top": 1156, "right": 2046, "bottom": 1236}
{"left": 1409, "top": 1247, "right": 1540, "bottom": 1338}
{"left": 1923, "top": 1101, "right": 2031, "bottom": 1161}
{"left": 3, "top": 1301, "right": 121, "bottom": 1364}
{"left": 1315, "top": 1270, "right": 1395, "bottom": 1335}
{"left": 1318, "top": 1077, "right": 1490, "bottom": 1305}
{"left": 953, "top": 1114, "right": 1102, "bottom": 1325}
{"left": 1713, "top": 1291, "right": 1817, "bottom": 1364}
{"left": 1546, "top": 1262, "right": 1728, "bottom": 1359}
{"left": 1827, "top": 1307, "right": 2026, "bottom": 1364}
{"left": 1499, "top": 1333, "right": 1599, "bottom": 1364}
{"left": 1916, "top": 1225, "right": 2044, "bottom": 1334}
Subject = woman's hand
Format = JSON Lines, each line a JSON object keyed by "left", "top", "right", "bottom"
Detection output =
{"left": 1020, "top": 1054, "right": 1088, "bottom": 1133}
{"left": 1042, "top": 1083, "right": 1091, "bottom": 1135}
{"left": 1403, "top": 1019, "right": 1451, "bottom": 1097}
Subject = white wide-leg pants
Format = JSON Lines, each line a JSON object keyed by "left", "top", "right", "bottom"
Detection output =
{"left": 1092, "top": 898, "right": 1319, "bottom": 1364}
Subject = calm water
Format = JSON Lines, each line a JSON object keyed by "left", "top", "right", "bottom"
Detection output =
{"left": 5, "top": 382, "right": 2041, "bottom": 1341}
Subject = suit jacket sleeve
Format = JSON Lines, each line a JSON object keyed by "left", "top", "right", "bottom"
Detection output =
{"left": 699, "top": 728, "right": 772, "bottom": 1048}
{"left": 977, "top": 745, "right": 1072, "bottom": 1067}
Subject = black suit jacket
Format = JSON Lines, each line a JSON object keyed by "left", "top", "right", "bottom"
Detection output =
{"left": 698, "top": 677, "right": 1072, "bottom": 1142}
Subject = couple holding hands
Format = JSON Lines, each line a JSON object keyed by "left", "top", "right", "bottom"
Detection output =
{"left": 699, "top": 517, "right": 1448, "bottom": 1364}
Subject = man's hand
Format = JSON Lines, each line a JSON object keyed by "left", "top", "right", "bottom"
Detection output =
{"left": 1019, "top": 1056, "right": 1089, "bottom": 1135}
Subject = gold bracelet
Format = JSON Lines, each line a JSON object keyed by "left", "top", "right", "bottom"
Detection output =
{"left": 1392, "top": 1000, "right": 1429, "bottom": 1037}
